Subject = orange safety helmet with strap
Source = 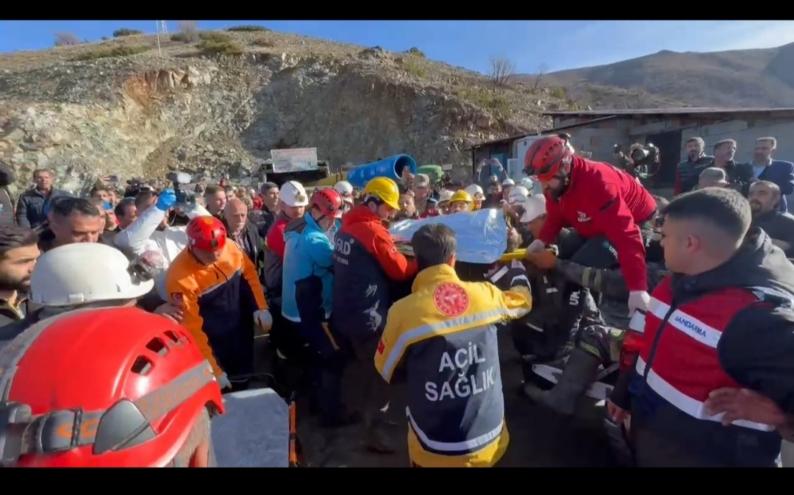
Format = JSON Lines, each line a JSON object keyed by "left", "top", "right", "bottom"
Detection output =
{"left": 186, "top": 216, "right": 227, "bottom": 252}
{"left": 523, "top": 134, "right": 575, "bottom": 182}
{"left": 0, "top": 307, "right": 224, "bottom": 467}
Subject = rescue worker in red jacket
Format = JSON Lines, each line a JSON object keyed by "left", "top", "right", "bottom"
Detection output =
{"left": 332, "top": 176, "right": 418, "bottom": 453}
{"left": 524, "top": 134, "right": 657, "bottom": 316}
{"left": 609, "top": 188, "right": 794, "bottom": 466}
{"left": 166, "top": 216, "right": 271, "bottom": 392}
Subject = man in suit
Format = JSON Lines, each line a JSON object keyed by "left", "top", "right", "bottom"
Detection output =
{"left": 749, "top": 136, "right": 794, "bottom": 213}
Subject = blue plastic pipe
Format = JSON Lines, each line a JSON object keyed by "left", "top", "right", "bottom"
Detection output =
{"left": 346, "top": 154, "right": 417, "bottom": 188}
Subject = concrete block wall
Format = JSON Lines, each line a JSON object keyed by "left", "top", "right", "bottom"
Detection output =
{"left": 681, "top": 118, "right": 794, "bottom": 164}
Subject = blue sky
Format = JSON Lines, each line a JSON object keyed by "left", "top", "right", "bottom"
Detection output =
{"left": 1, "top": 20, "right": 793, "bottom": 73}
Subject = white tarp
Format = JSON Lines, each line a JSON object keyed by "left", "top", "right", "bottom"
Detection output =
{"left": 271, "top": 148, "right": 318, "bottom": 173}
{"left": 389, "top": 208, "right": 508, "bottom": 265}
{"left": 212, "top": 388, "right": 289, "bottom": 467}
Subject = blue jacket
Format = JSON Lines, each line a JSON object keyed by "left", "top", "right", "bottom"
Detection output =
{"left": 331, "top": 205, "right": 417, "bottom": 345}
{"left": 477, "top": 159, "right": 507, "bottom": 188}
{"left": 281, "top": 214, "right": 335, "bottom": 324}
{"left": 757, "top": 160, "right": 794, "bottom": 212}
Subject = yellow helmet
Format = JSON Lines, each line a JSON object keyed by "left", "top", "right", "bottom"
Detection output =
{"left": 450, "top": 190, "right": 473, "bottom": 205}
{"left": 363, "top": 177, "right": 400, "bottom": 210}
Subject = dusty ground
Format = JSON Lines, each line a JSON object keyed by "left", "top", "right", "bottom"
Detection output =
{"left": 251, "top": 331, "right": 616, "bottom": 468}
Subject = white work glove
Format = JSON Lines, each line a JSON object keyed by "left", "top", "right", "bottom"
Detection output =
{"left": 217, "top": 372, "right": 232, "bottom": 390}
{"left": 628, "top": 290, "right": 651, "bottom": 316}
{"left": 527, "top": 239, "right": 546, "bottom": 253}
{"left": 254, "top": 309, "right": 273, "bottom": 334}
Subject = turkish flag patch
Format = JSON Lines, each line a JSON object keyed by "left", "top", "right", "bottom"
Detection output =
{"left": 433, "top": 282, "right": 470, "bottom": 317}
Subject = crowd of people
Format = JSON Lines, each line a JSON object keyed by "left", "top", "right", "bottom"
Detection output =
{"left": 0, "top": 129, "right": 793, "bottom": 468}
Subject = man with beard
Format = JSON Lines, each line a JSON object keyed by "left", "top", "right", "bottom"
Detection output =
{"left": 749, "top": 137, "right": 794, "bottom": 213}
{"left": 748, "top": 180, "right": 794, "bottom": 257}
{"left": 674, "top": 137, "right": 714, "bottom": 195}
{"left": 0, "top": 225, "right": 40, "bottom": 329}
{"left": 523, "top": 134, "right": 657, "bottom": 317}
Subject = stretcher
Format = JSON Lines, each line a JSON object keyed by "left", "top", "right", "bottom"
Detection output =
{"left": 211, "top": 388, "right": 293, "bottom": 467}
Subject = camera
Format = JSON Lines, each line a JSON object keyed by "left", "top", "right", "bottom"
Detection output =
{"left": 613, "top": 142, "right": 660, "bottom": 179}
{"left": 166, "top": 171, "right": 196, "bottom": 210}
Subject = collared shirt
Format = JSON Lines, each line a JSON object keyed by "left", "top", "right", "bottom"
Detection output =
{"left": 0, "top": 294, "right": 27, "bottom": 328}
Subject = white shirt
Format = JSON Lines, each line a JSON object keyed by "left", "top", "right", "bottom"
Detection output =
{"left": 114, "top": 203, "right": 210, "bottom": 299}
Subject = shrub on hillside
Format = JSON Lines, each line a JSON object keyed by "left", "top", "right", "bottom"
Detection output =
{"left": 177, "top": 21, "right": 199, "bottom": 43}
{"left": 198, "top": 39, "right": 243, "bottom": 56}
{"left": 71, "top": 45, "right": 149, "bottom": 61}
{"left": 227, "top": 25, "right": 270, "bottom": 32}
{"left": 113, "top": 28, "right": 143, "bottom": 37}
{"left": 54, "top": 32, "right": 81, "bottom": 47}
{"left": 406, "top": 47, "right": 425, "bottom": 58}
{"left": 199, "top": 32, "right": 232, "bottom": 43}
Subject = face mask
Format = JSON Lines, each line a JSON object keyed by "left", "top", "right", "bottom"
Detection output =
{"left": 102, "top": 201, "right": 113, "bottom": 211}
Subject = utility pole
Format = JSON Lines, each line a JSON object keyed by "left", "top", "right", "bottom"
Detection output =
{"left": 155, "top": 21, "right": 168, "bottom": 57}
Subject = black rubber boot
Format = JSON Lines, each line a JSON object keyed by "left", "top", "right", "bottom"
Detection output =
{"left": 523, "top": 348, "right": 602, "bottom": 415}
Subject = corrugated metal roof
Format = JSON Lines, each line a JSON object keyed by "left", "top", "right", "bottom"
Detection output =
{"left": 544, "top": 107, "right": 794, "bottom": 117}
{"left": 470, "top": 115, "right": 618, "bottom": 149}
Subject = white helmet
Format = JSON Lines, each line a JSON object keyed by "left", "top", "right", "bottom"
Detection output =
{"left": 334, "top": 180, "right": 354, "bottom": 197}
{"left": 519, "top": 194, "right": 547, "bottom": 223}
{"left": 464, "top": 184, "right": 485, "bottom": 199}
{"left": 280, "top": 180, "right": 309, "bottom": 207}
{"left": 30, "top": 243, "right": 154, "bottom": 307}
{"left": 437, "top": 189, "right": 454, "bottom": 203}
{"left": 520, "top": 177, "right": 535, "bottom": 190}
{"left": 334, "top": 180, "right": 355, "bottom": 206}
{"left": 502, "top": 178, "right": 516, "bottom": 187}
{"left": 507, "top": 185, "right": 530, "bottom": 205}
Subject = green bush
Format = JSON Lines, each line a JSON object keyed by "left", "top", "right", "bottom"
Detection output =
{"left": 198, "top": 32, "right": 232, "bottom": 43}
{"left": 113, "top": 28, "right": 143, "bottom": 37}
{"left": 198, "top": 39, "right": 243, "bottom": 56}
{"left": 71, "top": 45, "right": 149, "bottom": 61}
{"left": 459, "top": 87, "right": 511, "bottom": 116}
{"left": 227, "top": 25, "right": 270, "bottom": 32}
{"left": 406, "top": 47, "right": 425, "bottom": 58}
{"left": 170, "top": 33, "right": 190, "bottom": 43}
{"left": 549, "top": 86, "right": 567, "bottom": 99}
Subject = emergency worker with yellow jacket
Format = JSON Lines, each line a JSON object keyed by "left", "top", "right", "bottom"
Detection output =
{"left": 374, "top": 224, "right": 532, "bottom": 467}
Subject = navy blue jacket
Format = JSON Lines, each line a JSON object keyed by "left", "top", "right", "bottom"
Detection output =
{"left": 757, "top": 160, "right": 794, "bottom": 213}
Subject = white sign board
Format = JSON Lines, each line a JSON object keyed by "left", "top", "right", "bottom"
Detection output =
{"left": 270, "top": 148, "right": 318, "bottom": 174}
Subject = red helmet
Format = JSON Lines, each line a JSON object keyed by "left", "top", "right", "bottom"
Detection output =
{"left": 186, "top": 216, "right": 226, "bottom": 252}
{"left": 0, "top": 307, "right": 224, "bottom": 467}
{"left": 523, "top": 134, "right": 574, "bottom": 181}
{"left": 310, "top": 187, "right": 343, "bottom": 219}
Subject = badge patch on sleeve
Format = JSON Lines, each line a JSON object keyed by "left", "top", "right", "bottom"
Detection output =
{"left": 433, "top": 283, "right": 469, "bottom": 317}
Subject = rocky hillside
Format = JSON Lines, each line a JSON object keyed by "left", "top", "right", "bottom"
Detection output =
{"left": 0, "top": 29, "right": 573, "bottom": 193}
{"left": 533, "top": 43, "right": 794, "bottom": 108}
